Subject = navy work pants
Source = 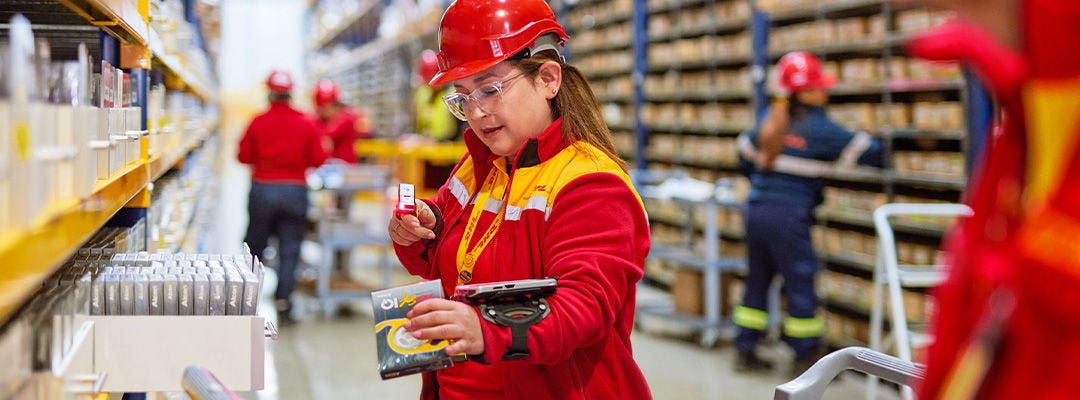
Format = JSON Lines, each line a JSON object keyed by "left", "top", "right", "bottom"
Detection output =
{"left": 734, "top": 202, "right": 822, "bottom": 359}
{"left": 245, "top": 183, "right": 309, "bottom": 305}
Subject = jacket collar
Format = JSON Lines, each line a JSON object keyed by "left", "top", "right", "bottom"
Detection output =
{"left": 462, "top": 118, "right": 572, "bottom": 176}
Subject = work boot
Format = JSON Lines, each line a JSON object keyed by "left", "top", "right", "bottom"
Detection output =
{"left": 275, "top": 299, "right": 297, "bottom": 327}
{"left": 735, "top": 350, "right": 774, "bottom": 373}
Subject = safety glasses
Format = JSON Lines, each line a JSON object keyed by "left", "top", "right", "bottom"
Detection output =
{"left": 442, "top": 71, "right": 527, "bottom": 121}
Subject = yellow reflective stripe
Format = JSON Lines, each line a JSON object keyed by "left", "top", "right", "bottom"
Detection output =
{"left": 783, "top": 316, "right": 825, "bottom": 338}
{"left": 733, "top": 306, "right": 769, "bottom": 330}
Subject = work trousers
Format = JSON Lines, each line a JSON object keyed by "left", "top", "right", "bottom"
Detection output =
{"left": 734, "top": 202, "right": 823, "bottom": 359}
{"left": 245, "top": 183, "right": 309, "bottom": 304}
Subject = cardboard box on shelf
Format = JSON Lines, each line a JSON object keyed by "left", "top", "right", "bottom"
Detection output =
{"left": 673, "top": 268, "right": 742, "bottom": 317}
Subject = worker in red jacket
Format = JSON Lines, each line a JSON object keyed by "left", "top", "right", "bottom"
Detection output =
{"left": 907, "top": 0, "right": 1080, "bottom": 398}
{"left": 238, "top": 70, "right": 328, "bottom": 325}
{"left": 386, "top": 0, "right": 652, "bottom": 398}
{"left": 312, "top": 79, "right": 372, "bottom": 164}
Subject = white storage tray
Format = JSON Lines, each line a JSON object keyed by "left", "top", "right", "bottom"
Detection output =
{"left": 68, "top": 315, "right": 269, "bottom": 392}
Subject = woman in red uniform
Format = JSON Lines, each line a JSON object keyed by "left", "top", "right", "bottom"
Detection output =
{"left": 386, "top": 1, "right": 652, "bottom": 399}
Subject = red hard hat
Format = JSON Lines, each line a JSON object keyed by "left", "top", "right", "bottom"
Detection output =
{"left": 429, "top": 0, "right": 569, "bottom": 86}
{"left": 776, "top": 51, "right": 835, "bottom": 93}
{"left": 266, "top": 69, "right": 294, "bottom": 93}
{"left": 417, "top": 50, "right": 440, "bottom": 86}
{"left": 313, "top": 80, "right": 340, "bottom": 106}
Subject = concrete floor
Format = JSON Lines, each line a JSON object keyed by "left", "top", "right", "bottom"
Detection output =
{"left": 237, "top": 282, "right": 889, "bottom": 400}
{"left": 209, "top": 141, "right": 894, "bottom": 400}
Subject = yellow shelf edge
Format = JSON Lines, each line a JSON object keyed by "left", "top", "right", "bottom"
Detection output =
{"left": 58, "top": 0, "right": 149, "bottom": 46}
{"left": 0, "top": 160, "right": 149, "bottom": 326}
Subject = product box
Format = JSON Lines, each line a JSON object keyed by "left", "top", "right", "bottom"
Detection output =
{"left": 371, "top": 280, "right": 455, "bottom": 379}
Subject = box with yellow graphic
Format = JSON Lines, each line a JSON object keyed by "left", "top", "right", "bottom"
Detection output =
{"left": 371, "top": 280, "right": 455, "bottom": 379}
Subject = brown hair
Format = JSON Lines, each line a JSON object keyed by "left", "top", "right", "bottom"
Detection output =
{"left": 512, "top": 50, "right": 629, "bottom": 171}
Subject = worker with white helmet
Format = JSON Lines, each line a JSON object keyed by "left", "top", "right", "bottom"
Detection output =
{"left": 387, "top": 0, "right": 652, "bottom": 398}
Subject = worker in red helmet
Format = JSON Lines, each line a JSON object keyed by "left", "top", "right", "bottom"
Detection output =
{"left": 905, "top": 0, "right": 1080, "bottom": 398}
{"left": 413, "top": 49, "right": 459, "bottom": 142}
{"left": 312, "top": 79, "right": 373, "bottom": 164}
{"left": 733, "top": 51, "right": 883, "bottom": 375}
{"left": 238, "top": 69, "right": 328, "bottom": 325}
{"left": 386, "top": 0, "right": 651, "bottom": 398}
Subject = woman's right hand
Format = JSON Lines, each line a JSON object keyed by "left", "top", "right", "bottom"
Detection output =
{"left": 389, "top": 199, "right": 438, "bottom": 246}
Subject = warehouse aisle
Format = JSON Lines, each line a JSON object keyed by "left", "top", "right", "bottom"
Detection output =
{"left": 208, "top": 149, "right": 890, "bottom": 400}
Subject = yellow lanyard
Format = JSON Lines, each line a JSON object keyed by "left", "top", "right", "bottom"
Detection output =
{"left": 456, "top": 169, "right": 507, "bottom": 284}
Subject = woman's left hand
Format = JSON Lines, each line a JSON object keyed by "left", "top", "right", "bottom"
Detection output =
{"left": 404, "top": 298, "right": 485, "bottom": 356}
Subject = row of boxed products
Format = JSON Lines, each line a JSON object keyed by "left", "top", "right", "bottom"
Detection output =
{"left": 645, "top": 68, "right": 754, "bottom": 97}
{"left": 828, "top": 101, "right": 964, "bottom": 132}
{"left": 648, "top": 32, "right": 752, "bottom": 67}
{"left": 893, "top": 151, "right": 966, "bottom": 180}
{"left": 565, "top": 0, "right": 634, "bottom": 29}
{"left": 769, "top": 9, "right": 953, "bottom": 52}
{"left": 79, "top": 221, "right": 149, "bottom": 258}
{"left": 55, "top": 252, "right": 263, "bottom": 317}
{"left": 644, "top": 195, "right": 748, "bottom": 236}
{"left": 1, "top": 19, "right": 211, "bottom": 233}
{"left": 819, "top": 269, "right": 933, "bottom": 323}
{"left": 823, "top": 310, "right": 873, "bottom": 346}
{"left": 647, "top": 1, "right": 752, "bottom": 38}
{"left": 822, "top": 187, "right": 888, "bottom": 216}
{"left": 809, "top": 57, "right": 962, "bottom": 86}
{"left": 18, "top": 251, "right": 259, "bottom": 373}
{"left": 636, "top": 100, "right": 960, "bottom": 133}
{"left": 148, "top": 136, "right": 219, "bottom": 252}
{"left": 813, "top": 225, "right": 946, "bottom": 266}
{"left": 640, "top": 103, "right": 754, "bottom": 129}
{"left": 644, "top": 135, "right": 741, "bottom": 166}
{"left": 577, "top": 51, "right": 635, "bottom": 77}
{"left": 822, "top": 190, "right": 963, "bottom": 231}
{"left": 756, "top": 0, "right": 881, "bottom": 13}
{"left": 591, "top": 76, "right": 634, "bottom": 99}
{"left": 573, "top": 24, "right": 634, "bottom": 53}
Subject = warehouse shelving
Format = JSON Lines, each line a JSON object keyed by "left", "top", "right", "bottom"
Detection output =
{"left": 0, "top": 160, "right": 148, "bottom": 324}
{"left": 2, "top": 1, "right": 228, "bottom": 397}
{"left": 564, "top": 0, "right": 986, "bottom": 352}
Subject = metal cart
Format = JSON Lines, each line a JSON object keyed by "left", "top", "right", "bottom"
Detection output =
{"left": 774, "top": 347, "right": 925, "bottom": 400}
{"left": 634, "top": 170, "right": 748, "bottom": 348}
{"left": 303, "top": 163, "right": 394, "bottom": 315}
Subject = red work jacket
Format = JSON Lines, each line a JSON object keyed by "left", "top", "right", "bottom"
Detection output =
{"left": 913, "top": 2, "right": 1080, "bottom": 398}
{"left": 317, "top": 107, "right": 371, "bottom": 164}
{"left": 238, "top": 101, "right": 327, "bottom": 185}
{"left": 394, "top": 119, "right": 653, "bottom": 400}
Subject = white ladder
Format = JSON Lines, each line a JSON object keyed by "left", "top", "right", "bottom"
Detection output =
{"left": 867, "top": 203, "right": 973, "bottom": 400}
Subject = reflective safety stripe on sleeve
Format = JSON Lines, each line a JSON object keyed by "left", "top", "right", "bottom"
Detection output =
{"left": 783, "top": 316, "right": 825, "bottom": 338}
{"left": 733, "top": 306, "right": 769, "bottom": 331}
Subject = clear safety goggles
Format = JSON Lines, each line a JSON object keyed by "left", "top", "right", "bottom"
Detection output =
{"left": 442, "top": 71, "right": 527, "bottom": 121}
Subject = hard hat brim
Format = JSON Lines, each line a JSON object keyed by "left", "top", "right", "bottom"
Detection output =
{"left": 428, "top": 56, "right": 504, "bottom": 87}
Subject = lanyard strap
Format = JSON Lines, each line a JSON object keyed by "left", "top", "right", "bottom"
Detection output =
{"left": 456, "top": 169, "right": 507, "bottom": 284}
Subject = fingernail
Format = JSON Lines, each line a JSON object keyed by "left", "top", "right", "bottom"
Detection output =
{"left": 426, "top": 232, "right": 435, "bottom": 239}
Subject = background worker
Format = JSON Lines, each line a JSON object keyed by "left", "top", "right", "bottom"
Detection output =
{"left": 312, "top": 79, "right": 376, "bottom": 299}
{"left": 908, "top": 0, "right": 1080, "bottom": 398}
{"left": 413, "top": 49, "right": 459, "bottom": 143}
{"left": 733, "top": 51, "right": 883, "bottom": 375}
{"left": 238, "top": 70, "right": 328, "bottom": 325}
{"left": 387, "top": 0, "right": 652, "bottom": 398}
{"left": 312, "top": 79, "right": 373, "bottom": 164}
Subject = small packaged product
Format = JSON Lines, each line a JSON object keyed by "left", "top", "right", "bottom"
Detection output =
{"left": 371, "top": 280, "right": 456, "bottom": 379}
